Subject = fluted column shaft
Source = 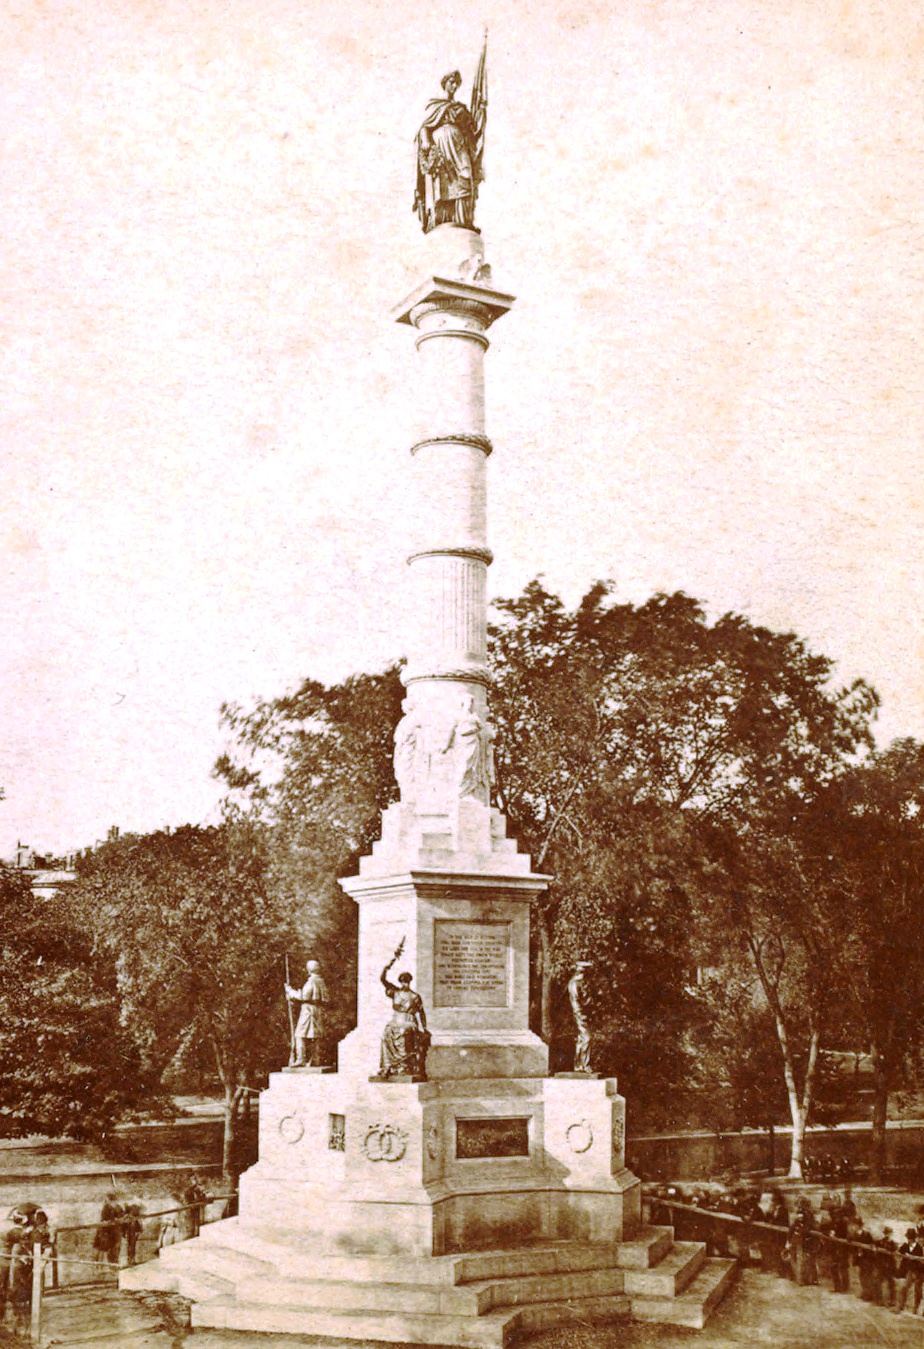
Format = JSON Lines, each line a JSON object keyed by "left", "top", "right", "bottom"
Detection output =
{"left": 391, "top": 231, "right": 514, "bottom": 818}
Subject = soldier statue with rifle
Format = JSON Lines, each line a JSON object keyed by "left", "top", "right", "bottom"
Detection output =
{"left": 284, "top": 958, "right": 329, "bottom": 1068}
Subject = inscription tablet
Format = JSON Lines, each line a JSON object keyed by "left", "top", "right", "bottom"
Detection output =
{"left": 433, "top": 920, "right": 510, "bottom": 1008}
{"left": 456, "top": 1117, "right": 530, "bottom": 1159}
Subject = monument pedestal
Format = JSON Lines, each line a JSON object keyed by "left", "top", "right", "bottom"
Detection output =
{"left": 122, "top": 817, "right": 735, "bottom": 1341}
{"left": 237, "top": 1071, "right": 637, "bottom": 1258}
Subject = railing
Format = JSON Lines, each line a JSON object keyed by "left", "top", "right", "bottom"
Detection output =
{"left": 15, "top": 1191, "right": 236, "bottom": 1344}
{"left": 645, "top": 1193, "right": 924, "bottom": 1303}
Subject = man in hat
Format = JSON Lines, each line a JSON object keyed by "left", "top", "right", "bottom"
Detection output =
{"left": 896, "top": 1227, "right": 924, "bottom": 1313}
{"left": 285, "top": 959, "right": 329, "bottom": 1068}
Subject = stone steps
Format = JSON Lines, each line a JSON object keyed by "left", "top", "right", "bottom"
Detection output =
{"left": 234, "top": 1263, "right": 627, "bottom": 1316}
{"left": 193, "top": 1218, "right": 674, "bottom": 1285}
{"left": 121, "top": 1257, "right": 232, "bottom": 1305}
{"left": 629, "top": 1257, "right": 739, "bottom": 1329}
{"left": 122, "top": 1223, "right": 735, "bottom": 1345}
{"left": 622, "top": 1240, "right": 706, "bottom": 1297}
{"left": 158, "top": 1240, "right": 274, "bottom": 1282}
{"left": 190, "top": 1292, "right": 632, "bottom": 1347}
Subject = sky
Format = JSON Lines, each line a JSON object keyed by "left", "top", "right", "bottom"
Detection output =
{"left": 1, "top": 0, "right": 922, "bottom": 857}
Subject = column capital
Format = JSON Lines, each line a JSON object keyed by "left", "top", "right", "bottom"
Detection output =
{"left": 392, "top": 276, "right": 515, "bottom": 329}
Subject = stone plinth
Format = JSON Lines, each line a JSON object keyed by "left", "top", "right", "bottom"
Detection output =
{"left": 338, "top": 853, "right": 548, "bottom": 1081}
{"left": 237, "top": 1072, "right": 638, "bottom": 1258}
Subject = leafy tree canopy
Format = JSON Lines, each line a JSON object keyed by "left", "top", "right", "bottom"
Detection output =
{"left": 73, "top": 822, "right": 296, "bottom": 1181}
{"left": 0, "top": 863, "right": 148, "bottom": 1139}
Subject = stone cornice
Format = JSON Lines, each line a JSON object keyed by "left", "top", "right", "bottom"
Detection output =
{"left": 392, "top": 275, "right": 516, "bottom": 329}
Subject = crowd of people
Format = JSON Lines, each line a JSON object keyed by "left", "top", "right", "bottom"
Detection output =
{"left": 91, "top": 1192, "right": 145, "bottom": 1267}
{"left": 93, "top": 1175, "right": 212, "bottom": 1265}
{"left": 647, "top": 1182, "right": 924, "bottom": 1315}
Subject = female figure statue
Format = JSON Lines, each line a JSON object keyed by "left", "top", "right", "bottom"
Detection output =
{"left": 376, "top": 939, "right": 430, "bottom": 1079}
{"left": 413, "top": 50, "right": 487, "bottom": 235}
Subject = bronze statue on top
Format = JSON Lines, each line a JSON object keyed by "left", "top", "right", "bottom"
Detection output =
{"left": 373, "top": 938, "right": 430, "bottom": 1080}
{"left": 414, "top": 40, "right": 487, "bottom": 234}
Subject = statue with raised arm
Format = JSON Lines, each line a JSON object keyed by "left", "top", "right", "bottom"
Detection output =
{"left": 375, "top": 938, "right": 430, "bottom": 1080}
{"left": 414, "top": 39, "right": 487, "bottom": 235}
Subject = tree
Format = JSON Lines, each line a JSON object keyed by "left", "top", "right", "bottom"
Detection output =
{"left": 689, "top": 966, "right": 792, "bottom": 1136}
{"left": 701, "top": 820, "right": 851, "bottom": 1178}
{"left": 214, "top": 668, "right": 405, "bottom": 1033}
{"left": 0, "top": 863, "right": 148, "bottom": 1139}
{"left": 74, "top": 822, "right": 296, "bottom": 1186}
{"left": 807, "top": 739, "right": 924, "bottom": 1181}
{"left": 488, "top": 579, "right": 876, "bottom": 1039}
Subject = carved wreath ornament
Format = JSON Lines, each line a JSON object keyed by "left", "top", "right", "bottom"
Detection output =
{"left": 566, "top": 1120, "right": 594, "bottom": 1154}
{"left": 363, "top": 1122, "right": 409, "bottom": 1163}
{"left": 278, "top": 1114, "right": 305, "bottom": 1145}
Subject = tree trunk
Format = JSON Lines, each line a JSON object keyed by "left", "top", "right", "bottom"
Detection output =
{"left": 788, "top": 1102, "right": 806, "bottom": 1180}
{"left": 746, "top": 934, "right": 822, "bottom": 1181}
{"left": 211, "top": 1038, "right": 244, "bottom": 1193}
{"left": 221, "top": 1087, "right": 241, "bottom": 1192}
{"left": 870, "top": 1043, "right": 889, "bottom": 1185}
{"left": 782, "top": 1023, "right": 821, "bottom": 1179}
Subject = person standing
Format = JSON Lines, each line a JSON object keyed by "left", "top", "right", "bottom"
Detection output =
{"left": 0, "top": 1212, "right": 27, "bottom": 1321}
{"left": 183, "top": 1178, "right": 209, "bottom": 1239}
{"left": 92, "top": 1193, "right": 122, "bottom": 1267}
{"left": 896, "top": 1228, "right": 924, "bottom": 1314}
{"left": 855, "top": 1228, "right": 880, "bottom": 1302}
{"left": 830, "top": 1211, "right": 852, "bottom": 1294}
{"left": 878, "top": 1227, "right": 898, "bottom": 1308}
{"left": 122, "top": 1203, "right": 144, "bottom": 1266}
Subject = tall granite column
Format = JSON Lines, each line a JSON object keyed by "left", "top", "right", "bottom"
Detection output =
{"left": 337, "top": 225, "right": 550, "bottom": 1081}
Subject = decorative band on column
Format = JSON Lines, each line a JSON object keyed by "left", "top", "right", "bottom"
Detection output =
{"left": 404, "top": 668, "right": 493, "bottom": 687}
{"left": 407, "top": 546, "right": 494, "bottom": 566}
{"left": 410, "top": 433, "right": 493, "bottom": 457}
{"left": 415, "top": 329, "right": 489, "bottom": 352}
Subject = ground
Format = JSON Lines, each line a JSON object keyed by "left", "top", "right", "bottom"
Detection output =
{"left": 31, "top": 1272, "right": 924, "bottom": 1348}
{"left": 530, "top": 1272, "right": 924, "bottom": 1348}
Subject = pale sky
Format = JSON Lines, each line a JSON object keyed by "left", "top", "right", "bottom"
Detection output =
{"left": 1, "top": 0, "right": 922, "bottom": 857}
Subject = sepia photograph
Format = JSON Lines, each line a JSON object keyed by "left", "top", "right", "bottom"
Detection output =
{"left": 1, "top": 0, "right": 923, "bottom": 1344}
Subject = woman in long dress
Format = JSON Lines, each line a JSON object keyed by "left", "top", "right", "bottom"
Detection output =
{"left": 377, "top": 944, "right": 429, "bottom": 1079}
{"left": 414, "top": 67, "right": 486, "bottom": 234}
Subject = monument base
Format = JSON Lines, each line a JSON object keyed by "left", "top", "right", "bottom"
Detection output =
{"left": 122, "top": 1069, "right": 737, "bottom": 1341}
{"left": 238, "top": 1070, "right": 637, "bottom": 1256}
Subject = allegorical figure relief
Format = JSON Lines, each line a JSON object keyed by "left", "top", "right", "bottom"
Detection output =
{"left": 394, "top": 703, "right": 424, "bottom": 803}
{"left": 284, "top": 959, "right": 329, "bottom": 1067}
{"left": 444, "top": 693, "right": 494, "bottom": 804}
{"left": 395, "top": 694, "right": 495, "bottom": 809}
{"left": 568, "top": 962, "right": 594, "bottom": 1074}
{"left": 375, "top": 938, "right": 430, "bottom": 1080}
{"left": 414, "top": 42, "right": 487, "bottom": 235}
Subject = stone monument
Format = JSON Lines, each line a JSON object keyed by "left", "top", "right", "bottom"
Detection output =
{"left": 122, "top": 48, "right": 737, "bottom": 1341}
